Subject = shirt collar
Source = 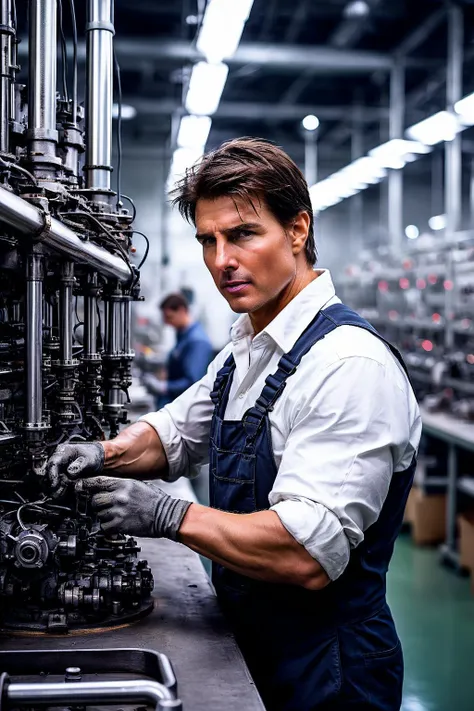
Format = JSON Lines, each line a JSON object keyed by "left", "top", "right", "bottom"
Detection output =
{"left": 230, "top": 269, "right": 336, "bottom": 353}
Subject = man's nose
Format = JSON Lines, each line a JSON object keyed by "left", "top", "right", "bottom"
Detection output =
{"left": 214, "top": 238, "right": 238, "bottom": 271}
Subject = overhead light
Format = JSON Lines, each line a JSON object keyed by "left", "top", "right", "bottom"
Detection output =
{"left": 344, "top": 1, "right": 370, "bottom": 18}
{"left": 197, "top": 0, "right": 254, "bottom": 64}
{"left": 177, "top": 115, "right": 212, "bottom": 149}
{"left": 302, "top": 114, "right": 320, "bottom": 132}
{"left": 369, "top": 139, "right": 430, "bottom": 170}
{"left": 405, "top": 225, "right": 419, "bottom": 240}
{"left": 185, "top": 62, "right": 229, "bottom": 116}
{"left": 112, "top": 103, "right": 136, "bottom": 120}
{"left": 406, "top": 110, "right": 462, "bottom": 145}
{"left": 455, "top": 92, "right": 474, "bottom": 126}
{"left": 340, "top": 157, "right": 386, "bottom": 186}
{"left": 428, "top": 214, "right": 447, "bottom": 231}
{"left": 167, "top": 147, "right": 204, "bottom": 192}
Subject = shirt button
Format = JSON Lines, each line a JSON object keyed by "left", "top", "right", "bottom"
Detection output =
{"left": 238, "top": 392, "right": 245, "bottom": 399}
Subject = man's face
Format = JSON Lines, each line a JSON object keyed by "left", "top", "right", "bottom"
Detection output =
{"left": 162, "top": 307, "right": 185, "bottom": 329}
{"left": 195, "top": 195, "right": 307, "bottom": 319}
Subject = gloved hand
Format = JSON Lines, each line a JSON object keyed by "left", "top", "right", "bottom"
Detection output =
{"left": 76, "top": 476, "right": 192, "bottom": 539}
{"left": 47, "top": 442, "right": 105, "bottom": 498}
{"left": 141, "top": 373, "right": 167, "bottom": 395}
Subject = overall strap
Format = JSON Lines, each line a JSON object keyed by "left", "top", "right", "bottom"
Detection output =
{"left": 209, "top": 354, "right": 236, "bottom": 416}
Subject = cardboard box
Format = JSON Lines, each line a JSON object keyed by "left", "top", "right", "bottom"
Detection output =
{"left": 409, "top": 486, "right": 447, "bottom": 545}
{"left": 458, "top": 513, "right": 474, "bottom": 571}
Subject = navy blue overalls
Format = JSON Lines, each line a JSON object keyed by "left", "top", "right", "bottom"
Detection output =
{"left": 209, "top": 303, "right": 416, "bottom": 711}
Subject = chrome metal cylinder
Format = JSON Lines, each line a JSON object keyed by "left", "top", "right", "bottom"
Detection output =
{"left": 105, "top": 299, "right": 121, "bottom": 355}
{"left": 0, "top": 0, "right": 13, "bottom": 153}
{"left": 84, "top": 295, "right": 98, "bottom": 358}
{"left": 123, "top": 298, "right": 132, "bottom": 355}
{"left": 85, "top": 0, "right": 115, "bottom": 193}
{"left": 59, "top": 262, "right": 74, "bottom": 363}
{"left": 28, "top": 0, "right": 58, "bottom": 147}
{"left": 26, "top": 254, "right": 44, "bottom": 427}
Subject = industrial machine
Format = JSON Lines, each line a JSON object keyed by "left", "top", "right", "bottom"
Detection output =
{"left": 0, "top": 0, "right": 154, "bottom": 632}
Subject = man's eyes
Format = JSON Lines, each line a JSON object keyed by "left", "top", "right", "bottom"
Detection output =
{"left": 198, "top": 230, "right": 255, "bottom": 246}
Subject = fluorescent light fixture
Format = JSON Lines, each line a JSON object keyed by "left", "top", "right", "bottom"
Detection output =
{"left": 197, "top": 0, "right": 254, "bottom": 64}
{"left": 455, "top": 92, "right": 474, "bottom": 126}
{"left": 302, "top": 114, "right": 320, "bottom": 131}
{"left": 369, "top": 139, "right": 430, "bottom": 169}
{"left": 185, "top": 62, "right": 229, "bottom": 116}
{"left": 340, "top": 157, "right": 386, "bottom": 186}
{"left": 177, "top": 115, "right": 212, "bottom": 149}
{"left": 405, "top": 225, "right": 419, "bottom": 240}
{"left": 406, "top": 110, "right": 461, "bottom": 145}
{"left": 112, "top": 103, "right": 136, "bottom": 120}
{"left": 428, "top": 214, "right": 447, "bottom": 231}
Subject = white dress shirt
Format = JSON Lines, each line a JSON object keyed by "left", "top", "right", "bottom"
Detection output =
{"left": 140, "top": 270, "right": 421, "bottom": 581}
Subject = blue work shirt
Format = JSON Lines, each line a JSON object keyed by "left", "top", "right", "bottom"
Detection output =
{"left": 157, "top": 321, "right": 213, "bottom": 409}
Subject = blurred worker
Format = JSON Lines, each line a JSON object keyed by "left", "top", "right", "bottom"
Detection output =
{"left": 47, "top": 138, "right": 421, "bottom": 711}
{"left": 142, "top": 292, "right": 213, "bottom": 408}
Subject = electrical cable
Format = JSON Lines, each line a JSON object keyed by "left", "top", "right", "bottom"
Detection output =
{"left": 0, "top": 156, "right": 37, "bottom": 186}
{"left": 113, "top": 49, "right": 123, "bottom": 210}
{"left": 57, "top": 0, "right": 69, "bottom": 102}
{"left": 67, "top": 0, "right": 78, "bottom": 123}
{"left": 120, "top": 194, "right": 137, "bottom": 221}
{"left": 130, "top": 230, "right": 150, "bottom": 269}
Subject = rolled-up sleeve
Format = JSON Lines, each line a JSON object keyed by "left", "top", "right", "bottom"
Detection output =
{"left": 270, "top": 356, "right": 404, "bottom": 581}
{"left": 139, "top": 345, "right": 232, "bottom": 481}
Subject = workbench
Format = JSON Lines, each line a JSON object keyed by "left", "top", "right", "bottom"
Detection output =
{"left": 0, "top": 479, "right": 265, "bottom": 711}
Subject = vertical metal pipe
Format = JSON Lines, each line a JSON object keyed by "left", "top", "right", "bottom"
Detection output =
{"left": 0, "top": 0, "right": 13, "bottom": 153}
{"left": 84, "top": 294, "right": 98, "bottom": 357}
{"left": 123, "top": 299, "right": 132, "bottom": 355}
{"left": 26, "top": 254, "right": 44, "bottom": 427}
{"left": 28, "top": 0, "right": 58, "bottom": 150}
{"left": 85, "top": 0, "right": 114, "bottom": 193}
{"left": 445, "top": 4, "right": 463, "bottom": 350}
{"left": 388, "top": 61, "right": 405, "bottom": 256}
{"left": 59, "top": 262, "right": 74, "bottom": 363}
{"left": 304, "top": 132, "right": 318, "bottom": 187}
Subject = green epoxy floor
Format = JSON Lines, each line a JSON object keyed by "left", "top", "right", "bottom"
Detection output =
{"left": 389, "top": 533, "right": 474, "bottom": 711}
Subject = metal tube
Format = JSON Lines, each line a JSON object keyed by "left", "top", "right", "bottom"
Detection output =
{"left": 85, "top": 0, "right": 114, "bottom": 192}
{"left": 26, "top": 254, "right": 43, "bottom": 427}
{"left": 84, "top": 296, "right": 98, "bottom": 357}
{"left": 59, "top": 263, "right": 73, "bottom": 362}
{"left": 0, "top": 184, "right": 131, "bottom": 281}
{"left": 5, "top": 679, "right": 180, "bottom": 710}
{"left": 28, "top": 0, "right": 58, "bottom": 145}
{"left": 304, "top": 132, "right": 318, "bottom": 187}
{"left": 445, "top": 4, "right": 463, "bottom": 350}
{"left": 388, "top": 61, "right": 405, "bottom": 256}
{"left": 105, "top": 300, "right": 121, "bottom": 355}
{"left": 0, "top": 0, "right": 13, "bottom": 153}
{"left": 123, "top": 298, "right": 132, "bottom": 354}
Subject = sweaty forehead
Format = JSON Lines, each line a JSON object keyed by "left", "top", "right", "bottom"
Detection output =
{"left": 195, "top": 195, "right": 269, "bottom": 230}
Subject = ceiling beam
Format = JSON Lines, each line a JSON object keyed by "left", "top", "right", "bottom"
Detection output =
{"left": 123, "top": 96, "right": 390, "bottom": 122}
{"left": 17, "top": 39, "right": 434, "bottom": 74}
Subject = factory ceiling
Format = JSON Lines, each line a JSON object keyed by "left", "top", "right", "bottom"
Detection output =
{"left": 16, "top": 0, "right": 474, "bottom": 173}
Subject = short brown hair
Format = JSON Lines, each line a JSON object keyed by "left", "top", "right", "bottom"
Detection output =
{"left": 159, "top": 293, "right": 189, "bottom": 311}
{"left": 171, "top": 137, "right": 316, "bottom": 265}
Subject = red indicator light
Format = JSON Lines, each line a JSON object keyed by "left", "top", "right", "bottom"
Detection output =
{"left": 422, "top": 340, "right": 433, "bottom": 352}
{"left": 378, "top": 280, "right": 389, "bottom": 292}
{"left": 399, "top": 278, "right": 410, "bottom": 290}
{"left": 444, "top": 280, "right": 454, "bottom": 290}
{"left": 416, "top": 278, "right": 426, "bottom": 289}
{"left": 467, "top": 354, "right": 474, "bottom": 365}
{"left": 388, "top": 310, "right": 399, "bottom": 320}
{"left": 432, "top": 313, "right": 441, "bottom": 323}
{"left": 428, "top": 274, "right": 438, "bottom": 285}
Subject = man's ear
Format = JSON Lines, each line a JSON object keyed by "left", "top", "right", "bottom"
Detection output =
{"left": 290, "top": 211, "right": 311, "bottom": 256}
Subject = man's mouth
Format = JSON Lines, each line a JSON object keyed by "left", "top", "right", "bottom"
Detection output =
{"left": 221, "top": 280, "right": 251, "bottom": 294}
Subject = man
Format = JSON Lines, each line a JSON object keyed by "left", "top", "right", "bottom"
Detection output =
{"left": 142, "top": 292, "right": 213, "bottom": 409}
{"left": 47, "top": 138, "right": 421, "bottom": 711}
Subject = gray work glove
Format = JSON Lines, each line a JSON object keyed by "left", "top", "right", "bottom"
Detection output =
{"left": 76, "top": 476, "right": 192, "bottom": 539}
{"left": 47, "top": 442, "right": 105, "bottom": 498}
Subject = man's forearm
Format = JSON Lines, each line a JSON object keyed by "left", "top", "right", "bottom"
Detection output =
{"left": 179, "top": 504, "right": 330, "bottom": 590}
{"left": 102, "top": 421, "right": 169, "bottom": 480}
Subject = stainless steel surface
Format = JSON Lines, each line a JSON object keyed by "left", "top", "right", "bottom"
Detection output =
{"left": 85, "top": 0, "right": 114, "bottom": 192}
{"left": 0, "top": 0, "right": 12, "bottom": 153}
{"left": 84, "top": 294, "right": 98, "bottom": 357}
{"left": 105, "top": 300, "right": 121, "bottom": 355}
{"left": 26, "top": 255, "right": 43, "bottom": 428}
{"left": 28, "top": 0, "right": 57, "bottom": 142}
{"left": 123, "top": 298, "right": 132, "bottom": 354}
{"left": 388, "top": 61, "right": 405, "bottom": 256}
{"left": 6, "top": 680, "right": 179, "bottom": 710}
{"left": 0, "top": 184, "right": 131, "bottom": 281}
